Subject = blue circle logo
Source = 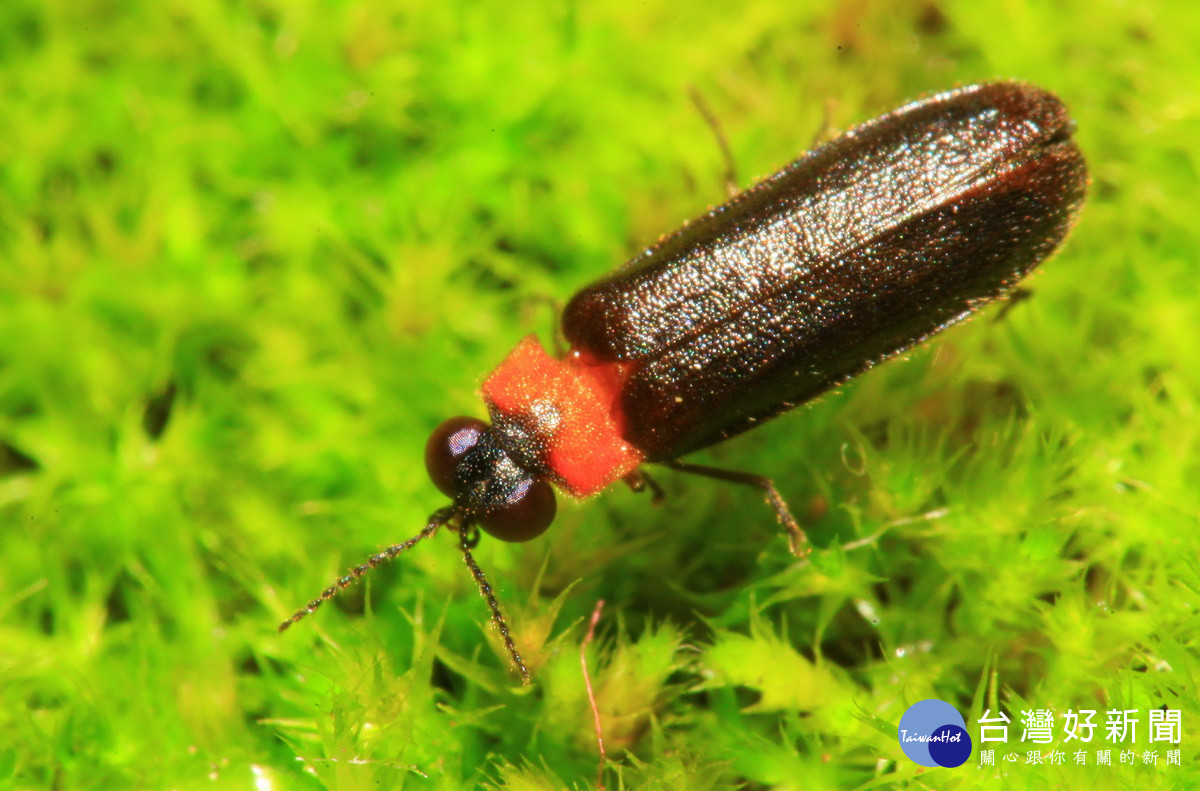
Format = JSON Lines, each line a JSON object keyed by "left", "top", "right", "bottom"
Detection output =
{"left": 897, "top": 699, "right": 972, "bottom": 768}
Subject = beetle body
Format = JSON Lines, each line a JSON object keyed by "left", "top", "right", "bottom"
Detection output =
{"left": 563, "top": 82, "right": 1086, "bottom": 460}
{"left": 285, "top": 82, "right": 1088, "bottom": 682}
{"left": 444, "top": 81, "right": 1086, "bottom": 538}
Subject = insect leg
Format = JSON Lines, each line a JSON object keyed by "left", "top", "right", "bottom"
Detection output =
{"left": 520, "top": 294, "right": 567, "bottom": 356}
{"left": 660, "top": 461, "right": 810, "bottom": 557}
{"left": 991, "top": 286, "right": 1034, "bottom": 324}
{"left": 809, "top": 96, "right": 839, "bottom": 149}
{"left": 688, "top": 85, "right": 740, "bottom": 197}
{"left": 622, "top": 469, "right": 665, "bottom": 504}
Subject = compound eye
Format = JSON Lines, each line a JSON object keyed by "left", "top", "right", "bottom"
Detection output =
{"left": 425, "top": 416, "right": 488, "bottom": 498}
{"left": 478, "top": 479, "right": 556, "bottom": 542}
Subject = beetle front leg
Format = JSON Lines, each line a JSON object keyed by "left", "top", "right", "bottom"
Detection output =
{"left": 622, "top": 469, "right": 665, "bottom": 504}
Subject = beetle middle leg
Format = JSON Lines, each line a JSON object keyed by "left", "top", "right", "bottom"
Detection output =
{"left": 991, "top": 286, "right": 1034, "bottom": 324}
{"left": 660, "top": 460, "right": 809, "bottom": 557}
{"left": 688, "top": 85, "right": 740, "bottom": 198}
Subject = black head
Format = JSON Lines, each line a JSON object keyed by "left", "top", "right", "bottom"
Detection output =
{"left": 278, "top": 415, "right": 555, "bottom": 686}
{"left": 424, "top": 416, "right": 556, "bottom": 542}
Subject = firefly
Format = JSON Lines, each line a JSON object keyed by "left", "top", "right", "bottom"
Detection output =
{"left": 280, "top": 82, "right": 1088, "bottom": 684}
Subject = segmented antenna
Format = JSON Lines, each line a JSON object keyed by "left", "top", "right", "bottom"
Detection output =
{"left": 277, "top": 506, "right": 456, "bottom": 632}
{"left": 457, "top": 524, "right": 530, "bottom": 685}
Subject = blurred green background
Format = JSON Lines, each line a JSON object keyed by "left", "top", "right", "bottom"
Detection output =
{"left": 1, "top": 0, "right": 1197, "bottom": 788}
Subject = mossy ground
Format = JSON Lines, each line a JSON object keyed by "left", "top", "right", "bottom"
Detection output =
{"left": 1, "top": 0, "right": 1197, "bottom": 788}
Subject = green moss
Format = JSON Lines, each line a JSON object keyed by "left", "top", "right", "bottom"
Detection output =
{"left": 1, "top": 0, "right": 1197, "bottom": 788}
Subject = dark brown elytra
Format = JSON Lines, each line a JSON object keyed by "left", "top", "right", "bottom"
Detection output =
{"left": 563, "top": 82, "right": 1087, "bottom": 459}
{"left": 280, "top": 82, "right": 1088, "bottom": 684}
